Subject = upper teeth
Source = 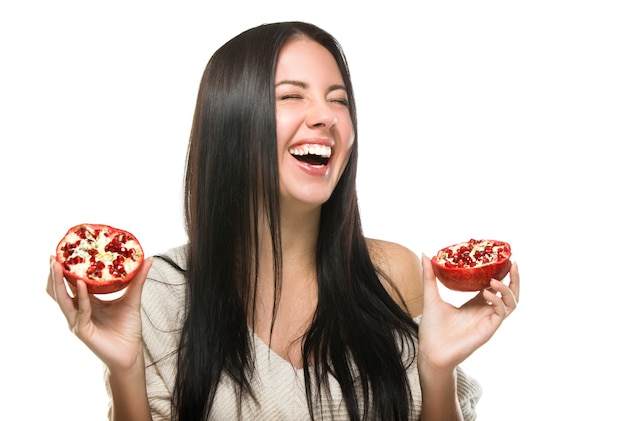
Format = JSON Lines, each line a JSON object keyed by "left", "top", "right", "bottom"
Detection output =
{"left": 289, "top": 144, "right": 331, "bottom": 158}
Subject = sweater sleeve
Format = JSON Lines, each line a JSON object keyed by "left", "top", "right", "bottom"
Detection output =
{"left": 456, "top": 364, "right": 483, "bottom": 421}
{"left": 106, "top": 245, "right": 189, "bottom": 421}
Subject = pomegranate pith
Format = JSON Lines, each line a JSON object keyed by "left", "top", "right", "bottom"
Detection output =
{"left": 55, "top": 223, "right": 144, "bottom": 294}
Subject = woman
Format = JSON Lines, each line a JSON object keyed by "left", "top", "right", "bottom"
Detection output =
{"left": 47, "top": 21, "right": 520, "bottom": 420}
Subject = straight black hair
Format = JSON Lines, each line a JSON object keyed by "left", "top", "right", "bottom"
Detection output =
{"left": 175, "top": 21, "right": 419, "bottom": 420}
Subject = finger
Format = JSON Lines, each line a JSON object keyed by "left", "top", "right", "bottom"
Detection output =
{"left": 421, "top": 254, "right": 442, "bottom": 304}
{"left": 482, "top": 287, "right": 508, "bottom": 318}
{"left": 49, "top": 258, "right": 74, "bottom": 310}
{"left": 73, "top": 279, "right": 93, "bottom": 336}
{"left": 123, "top": 258, "right": 153, "bottom": 305}
{"left": 49, "top": 257, "right": 79, "bottom": 326}
{"left": 508, "top": 261, "right": 520, "bottom": 303}
{"left": 491, "top": 277, "right": 518, "bottom": 312}
{"left": 47, "top": 255, "right": 76, "bottom": 298}
{"left": 46, "top": 256, "right": 56, "bottom": 298}
{"left": 487, "top": 277, "right": 518, "bottom": 317}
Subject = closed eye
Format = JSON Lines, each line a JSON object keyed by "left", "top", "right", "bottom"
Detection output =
{"left": 279, "top": 94, "right": 303, "bottom": 100}
{"left": 329, "top": 98, "right": 349, "bottom": 106}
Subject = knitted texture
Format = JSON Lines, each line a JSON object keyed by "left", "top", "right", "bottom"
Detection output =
{"left": 106, "top": 245, "right": 482, "bottom": 420}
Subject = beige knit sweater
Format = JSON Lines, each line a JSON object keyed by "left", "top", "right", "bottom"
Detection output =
{"left": 106, "top": 245, "right": 482, "bottom": 420}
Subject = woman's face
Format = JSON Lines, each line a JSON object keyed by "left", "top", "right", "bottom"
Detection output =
{"left": 274, "top": 37, "right": 355, "bottom": 211}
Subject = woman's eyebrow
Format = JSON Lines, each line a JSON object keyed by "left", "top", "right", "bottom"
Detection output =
{"left": 275, "top": 80, "right": 307, "bottom": 89}
{"left": 327, "top": 84, "right": 347, "bottom": 94}
{"left": 275, "top": 80, "right": 347, "bottom": 94}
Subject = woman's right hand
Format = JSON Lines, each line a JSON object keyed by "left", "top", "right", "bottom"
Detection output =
{"left": 46, "top": 256, "right": 153, "bottom": 371}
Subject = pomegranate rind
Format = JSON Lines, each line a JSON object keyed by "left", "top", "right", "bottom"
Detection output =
{"left": 55, "top": 223, "right": 144, "bottom": 294}
{"left": 431, "top": 240, "right": 512, "bottom": 292}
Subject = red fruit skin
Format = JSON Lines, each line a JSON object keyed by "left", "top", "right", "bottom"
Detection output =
{"left": 431, "top": 240, "right": 512, "bottom": 292}
{"left": 55, "top": 223, "right": 144, "bottom": 294}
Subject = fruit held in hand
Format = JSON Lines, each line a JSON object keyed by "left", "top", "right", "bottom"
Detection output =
{"left": 431, "top": 239, "right": 512, "bottom": 291}
{"left": 56, "top": 223, "right": 144, "bottom": 294}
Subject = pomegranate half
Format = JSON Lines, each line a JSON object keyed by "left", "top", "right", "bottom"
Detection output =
{"left": 431, "top": 239, "right": 512, "bottom": 291}
{"left": 55, "top": 223, "right": 144, "bottom": 294}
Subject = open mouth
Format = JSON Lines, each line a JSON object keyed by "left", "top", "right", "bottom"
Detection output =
{"left": 288, "top": 144, "right": 331, "bottom": 166}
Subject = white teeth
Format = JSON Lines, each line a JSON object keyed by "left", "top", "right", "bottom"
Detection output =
{"left": 288, "top": 144, "right": 331, "bottom": 158}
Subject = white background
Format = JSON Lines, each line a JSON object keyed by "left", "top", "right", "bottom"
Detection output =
{"left": 1, "top": 1, "right": 624, "bottom": 419}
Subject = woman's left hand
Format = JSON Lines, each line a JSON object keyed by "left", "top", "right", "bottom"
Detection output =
{"left": 417, "top": 254, "right": 520, "bottom": 371}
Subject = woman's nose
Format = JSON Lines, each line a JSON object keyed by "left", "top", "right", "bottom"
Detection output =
{"left": 306, "top": 101, "right": 338, "bottom": 129}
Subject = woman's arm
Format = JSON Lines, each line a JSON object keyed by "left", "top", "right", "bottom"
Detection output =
{"left": 368, "top": 239, "right": 519, "bottom": 420}
{"left": 369, "top": 241, "right": 463, "bottom": 419}
{"left": 418, "top": 255, "right": 520, "bottom": 420}
{"left": 418, "top": 361, "right": 463, "bottom": 421}
{"left": 107, "top": 354, "right": 152, "bottom": 421}
{"left": 47, "top": 257, "right": 154, "bottom": 421}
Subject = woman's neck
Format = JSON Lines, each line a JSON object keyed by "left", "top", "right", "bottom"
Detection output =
{"left": 251, "top": 206, "right": 321, "bottom": 367}
{"left": 257, "top": 204, "right": 320, "bottom": 279}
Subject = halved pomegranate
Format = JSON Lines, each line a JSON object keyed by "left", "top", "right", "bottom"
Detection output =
{"left": 55, "top": 223, "right": 144, "bottom": 294}
{"left": 431, "top": 239, "right": 512, "bottom": 291}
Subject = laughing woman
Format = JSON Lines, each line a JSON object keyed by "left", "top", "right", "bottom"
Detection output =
{"left": 47, "top": 21, "right": 520, "bottom": 421}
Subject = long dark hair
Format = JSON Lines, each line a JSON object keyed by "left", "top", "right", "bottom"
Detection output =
{"left": 175, "top": 21, "right": 419, "bottom": 420}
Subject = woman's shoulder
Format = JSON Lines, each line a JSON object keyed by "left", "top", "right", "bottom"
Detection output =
{"left": 141, "top": 244, "right": 188, "bottom": 332}
{"left": 366, "top": 238, "right": 424, "bottom": 317}
{"left": 365, "top": 238, "right": 422, "bottom": 277}
{"left": 152, "top": 244, "right": 188, "bottom": 271}
{"left": 145, "top": 244, "right": 188, "bottom": 289}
